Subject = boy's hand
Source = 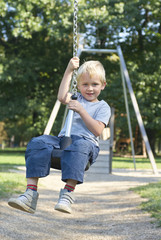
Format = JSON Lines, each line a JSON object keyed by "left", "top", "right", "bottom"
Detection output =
{"left": 68, "top": 100, "right": 83, "bottom": 113}
{"left": 67, "top": 57, "right": 79, "bottom": 72}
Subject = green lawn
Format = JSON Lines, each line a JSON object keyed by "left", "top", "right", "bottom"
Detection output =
{"left": 112, "top": 156, "right": 161, "bottom": 170}
{"left": 132, "top": 182, "right": 161, "bottom": 226}
{"left": 0, "top": 152, "right": 26, "bottom": 198}
{"left": 0, "top": 172, "right": 26, "bottom": 198}
{"left": 113, "top": 156, "right": 161, "bottom": 226}
{"left": 0, "top": 152, "right": 25, "bottom": 166}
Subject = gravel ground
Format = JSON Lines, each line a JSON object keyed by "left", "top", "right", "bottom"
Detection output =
{"left": 0, "top": 168, "right": 161, "bottom": 240}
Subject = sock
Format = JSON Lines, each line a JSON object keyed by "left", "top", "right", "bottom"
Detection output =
{"left": 64, "top": 184, "right": 75, "bottom": 192}
{"left": 27, "top": 184, "right": 37, "bottom": 192}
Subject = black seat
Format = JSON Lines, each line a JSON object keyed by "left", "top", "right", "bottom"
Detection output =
{"left": 50, "top": 136, "right": 90, "bottom": 171}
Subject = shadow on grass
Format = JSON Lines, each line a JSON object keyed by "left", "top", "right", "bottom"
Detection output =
{"left": 0, "top": 164, "right": 24, "bottom": 172}
{"left": 0, "top": 152, "right": 25, "bottom": 172}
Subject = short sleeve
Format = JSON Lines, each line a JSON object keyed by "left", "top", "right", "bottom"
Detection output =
{"left": 94, "top": 101, "right": 111, "bottom": 126}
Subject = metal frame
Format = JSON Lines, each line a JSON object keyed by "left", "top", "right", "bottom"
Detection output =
{"left": 117, "top": 46, "right": 158, "bottom": 174}
{"left": 109, "top": 107, "right": 115, "bottom": 173}
{"left": 44, "top": 45, "right": 158, "bottom": 175}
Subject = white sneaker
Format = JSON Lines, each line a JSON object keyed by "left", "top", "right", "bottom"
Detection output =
{"left": 55, "top": 189, "right": 75, "bottom": 214}
{"left": 8, "top": 189, "right": 39, "bottom": 214}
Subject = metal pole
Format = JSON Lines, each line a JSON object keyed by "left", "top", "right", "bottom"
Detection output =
{"left": 109, "top": 107, "right": 115, "bottom": 173}
{"left": 64, "top": 110, "right": 74, "bottom": 137}
{"left": 117, "top": 46, "right": 158, "bottom": 175}
{"left": 119, "top": 57, "right": 136, "bottom": 170}
{"left": 81, "top": 49, "right": 117, "bottom": 54}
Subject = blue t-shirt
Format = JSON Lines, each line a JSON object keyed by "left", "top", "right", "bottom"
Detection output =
{"left": 58, "top": 93, "right": 111, "bottom": 146}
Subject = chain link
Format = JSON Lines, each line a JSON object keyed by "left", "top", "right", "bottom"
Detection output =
{"left": 72, "top": 0, "right": 78, "bottom": 96}
{"left": 73, "top": 0, "right": 78, "bottom": 58}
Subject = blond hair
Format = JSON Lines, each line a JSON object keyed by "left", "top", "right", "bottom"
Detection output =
{"left": 77, "top": 60, "right": 106, "bottom": 85}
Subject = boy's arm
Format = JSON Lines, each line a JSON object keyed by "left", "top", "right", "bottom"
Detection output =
{"left": 57, "top": 57, "right": 79, "bottom": 104}
{"left": 80, "top": 109, "right": 105, "bottom": 137}
{"left": 68, "top": 100, "right": 105, "bottom": 137}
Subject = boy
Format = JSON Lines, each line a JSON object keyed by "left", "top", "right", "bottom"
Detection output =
{"left": 8, "top": 57, "right": 111, "bottom": 214}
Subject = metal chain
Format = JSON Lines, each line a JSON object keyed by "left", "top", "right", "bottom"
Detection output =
{"left": 72, "top": 0, "right": 78, "bottom": 96}
{"left": 73, "top": 0, "right": 78, "bottom": 58}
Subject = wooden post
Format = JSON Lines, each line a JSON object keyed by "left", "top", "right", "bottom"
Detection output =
{"left": 43, "top": 100, "right": 61, "bottom": 135}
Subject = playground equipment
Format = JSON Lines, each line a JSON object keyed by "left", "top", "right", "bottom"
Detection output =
{"left": 44, "top": 41, "right": 158, "bottom": 175}
{"left": 44, "top": 0, "right": 158, "bottom": 175}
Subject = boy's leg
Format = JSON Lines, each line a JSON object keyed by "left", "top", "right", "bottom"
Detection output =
{"left": 8, "top": 178, "right": 39, "bottom": 214}
{"left": 64, "top": 179, "right": 77, "bottom": 191}
{"left": 55, "top": 137, "right": 99, "bottom": 214}
{"left": 55, "top": 179, "right": 77, "bottom": 214}
{"left": 25, "top": 135, "right": 60, "bottom": 178}
{"left": 8, "top": 135, "right": 61, "bottom": 213}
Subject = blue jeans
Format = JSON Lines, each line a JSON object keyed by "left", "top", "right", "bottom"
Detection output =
{"left": 25, "top": 135, "right": 99, "bottom": 184}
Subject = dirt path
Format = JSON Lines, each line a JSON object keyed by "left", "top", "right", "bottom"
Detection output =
{"left": 0, "top": 168, "right": 161, "bottom": 240}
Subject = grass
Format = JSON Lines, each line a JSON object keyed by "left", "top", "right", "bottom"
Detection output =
{"left": 112, "top": 156, "right": 161, "bottom": 170}
{"left": 0, "top": 172, "right": 26, "bottom": 198}
{"left": 0, "top": 147, "right": 26, "bottom": 152}
{"left": 113, "top": 156, "right": 161, "bottom": 226}
{"left": 0, "top": 152, "right": 26, "bottom": 198}
{"left": 0, "top": 152, "right": 25, "bottom": 164}
{"left": 132, "top": 182, "right": 161, "bottom": 226}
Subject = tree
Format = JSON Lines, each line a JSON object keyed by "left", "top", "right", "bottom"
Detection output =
{"left": 78, "top": 0, "right": 161, "bottom": 154}
{"left": 0, "top": 0, "right": 161, "bottom": 153}
{"left": 0, "top": 0, "right": 74, "bottom": 143}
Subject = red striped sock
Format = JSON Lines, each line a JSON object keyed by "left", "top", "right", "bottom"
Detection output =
{"left": 27, "top": 184, "right": 37, "bottom": 191}
{"left": 64, "top": 184, "right": 75, "bottom": 192}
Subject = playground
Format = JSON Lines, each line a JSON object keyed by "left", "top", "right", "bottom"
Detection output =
{"left": 0, "top": 168, "right": 161, "bottom": 240}
{"left": 0, "top": 1, "right": 161, "bottom": 239}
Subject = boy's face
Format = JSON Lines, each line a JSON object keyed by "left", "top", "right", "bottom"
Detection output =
{"left": 77, "top": 72, "right": 106, "bottom": 102}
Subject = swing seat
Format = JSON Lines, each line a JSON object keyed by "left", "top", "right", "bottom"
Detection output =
{"left": 51, "top": 148, "right": 64, "bottom": 170}
{"left": 50, "top": 136, "right": 90, "bottom": 171}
